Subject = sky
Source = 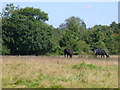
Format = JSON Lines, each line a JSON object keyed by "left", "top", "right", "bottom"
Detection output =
{"left": 118, "top": 1, "right": 120, "bottom": 23}
{"left": 1, "top": 1, "right": 118, "bottom": 28}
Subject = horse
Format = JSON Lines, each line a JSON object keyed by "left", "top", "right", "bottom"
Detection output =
{"left": 64, "top": 48, "right": 74, "bottom": 58}
{"left": 93, "top": 49, "right": 109, "bottom": 58}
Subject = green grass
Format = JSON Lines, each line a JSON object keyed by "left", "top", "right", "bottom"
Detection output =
{"left": 72, "top": 62, "right": 100, "bottom": 70}
{"left": 2, "top": 56, "right": 118, "bottom": 88}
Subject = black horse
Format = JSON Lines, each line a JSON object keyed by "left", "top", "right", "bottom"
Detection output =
{"left": 64, "top": 48, "right": 74, "bottom": 58}
{"left": 93, "top": 49, "right": 109, "bottom": 58}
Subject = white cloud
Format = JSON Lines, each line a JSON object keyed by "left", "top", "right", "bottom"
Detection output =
{"left": 84, "top": 5, "right": 92, "bottom": 9}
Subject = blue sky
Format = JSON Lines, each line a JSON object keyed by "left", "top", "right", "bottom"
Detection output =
{"left": 1, "top": 2, "right": 118, "bottom": 28}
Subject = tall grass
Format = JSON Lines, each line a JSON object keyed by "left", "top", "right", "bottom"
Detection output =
{"left": 0, "top": 55, "right": 2, "bottom": 89}
{"left": 2, "top": 56, "right": 118, "bottom": 88}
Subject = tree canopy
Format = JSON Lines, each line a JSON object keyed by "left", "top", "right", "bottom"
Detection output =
{"left": 2, "top": 3, "right": 119, "bottom": 55}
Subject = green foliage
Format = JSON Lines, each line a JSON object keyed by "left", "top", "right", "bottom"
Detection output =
{"left": 72, "top": 62, "right": 99, "bottom": 70}
{"left": 2, "top": 3, "right": 54, "bottom": 55}
{"left": 50, "top": 85, "right": 61, "bottom": 88}
{"left": 2, "top": 44, "right": 10, "bottom": 55}
{"left": 2, "top": 3, "right": 119, "bottom": 55}
{"left": 85, "top": 23, "right": 119, "bottom": 55}
{"left": 59, "top": 16, "right": 90, "bottom": 55}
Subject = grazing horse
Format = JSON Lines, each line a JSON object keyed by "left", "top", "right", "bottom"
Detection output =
{"left": 64, "top": 48, "right": 74, "bottom": 58}
{"left": 93, "top": 49, "right": 109, "bottom": 58}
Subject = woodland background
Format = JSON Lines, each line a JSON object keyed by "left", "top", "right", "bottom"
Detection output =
{"left": 1, "top": 3, "right": 119, "bottom": 55}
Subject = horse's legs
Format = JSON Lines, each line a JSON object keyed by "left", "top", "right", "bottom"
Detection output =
{"left": 101, "top": 55, "right": 104, "bottom": 58}
{"left": 67, "top": 54, "right": 68, "bottom": 58}
{"left": 103, "top": 55, "right": 105, "bottom": 58}
{"left": 70, "top": 55, "right": 72, "bottom": 58}
{"left": 64, "top": 53, "right": 66, "bottom": 57}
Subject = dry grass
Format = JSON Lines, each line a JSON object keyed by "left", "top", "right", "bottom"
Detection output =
{"left": 0, "top": 56, "right": 2, "bottom": 89}
{"left": 2, "top": 55, "right": 118, "bottom": 88}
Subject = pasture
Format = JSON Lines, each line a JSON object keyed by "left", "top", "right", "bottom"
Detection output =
{"left": 2, "top": 55, "right": 118, "bottom": 88}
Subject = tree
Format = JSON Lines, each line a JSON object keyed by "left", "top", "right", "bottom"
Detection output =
{"left": 59, "top": 16, "right": 90, "bottom": 55}
{"left": 0, "top": 19, "right": 2, "bottom": 55}
{"left": 65, "top": 16, "right": 87, "bottom": 41}
{"left": 2, "top": 3, "right": 19, "bottom": 19}
{"left": 65, "top": 16, "right": 86, "bottom": 30}
{"left": 2, "top": 3, "right": 54, "bottom": 55}
{"left": 85, "top": 23, "right": 119, "bottom": 55}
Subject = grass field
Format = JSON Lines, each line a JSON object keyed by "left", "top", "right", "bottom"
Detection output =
{"left": 2, "top": 55, "right": 118, "bottom": 88}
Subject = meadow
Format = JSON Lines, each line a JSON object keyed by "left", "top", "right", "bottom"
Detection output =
{"left": 2, "top": 55, "right": 118, "bottom": 88}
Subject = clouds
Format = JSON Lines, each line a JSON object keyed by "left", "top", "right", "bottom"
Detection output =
{"left": 84, "top": 5, "right": 93, "bottom": 9}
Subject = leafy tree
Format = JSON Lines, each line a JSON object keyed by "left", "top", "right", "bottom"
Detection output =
{"left": 2, "top": 3, "right": 54, "bottom": 55}
{"left": 2, "top": 3, "right": 119, "bottom": 55}
{"left": 110, "top": 21, "right": 119, "bottom": 33}
{"left": 2, "top": 3, "right": 19, "bottom": 19}
{"left": 0, "top": 19, "right": 2, "bottom": 55}
{"left": 85, "top": 23, "right": 119, "bottom": 55}
{"left": 59, "top": 16, "right": 90, "bottom": 55}
{"left": 65, "top": 16, "right": 86, "bottom": 30}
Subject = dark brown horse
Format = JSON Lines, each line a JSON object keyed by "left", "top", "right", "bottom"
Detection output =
{"left": 64, "top": 48, "right": 74, "bottom": 58}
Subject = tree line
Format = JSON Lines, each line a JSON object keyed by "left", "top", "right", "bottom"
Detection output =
{"left": 1, "top": 3, "right": 120, "bottom": 55}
